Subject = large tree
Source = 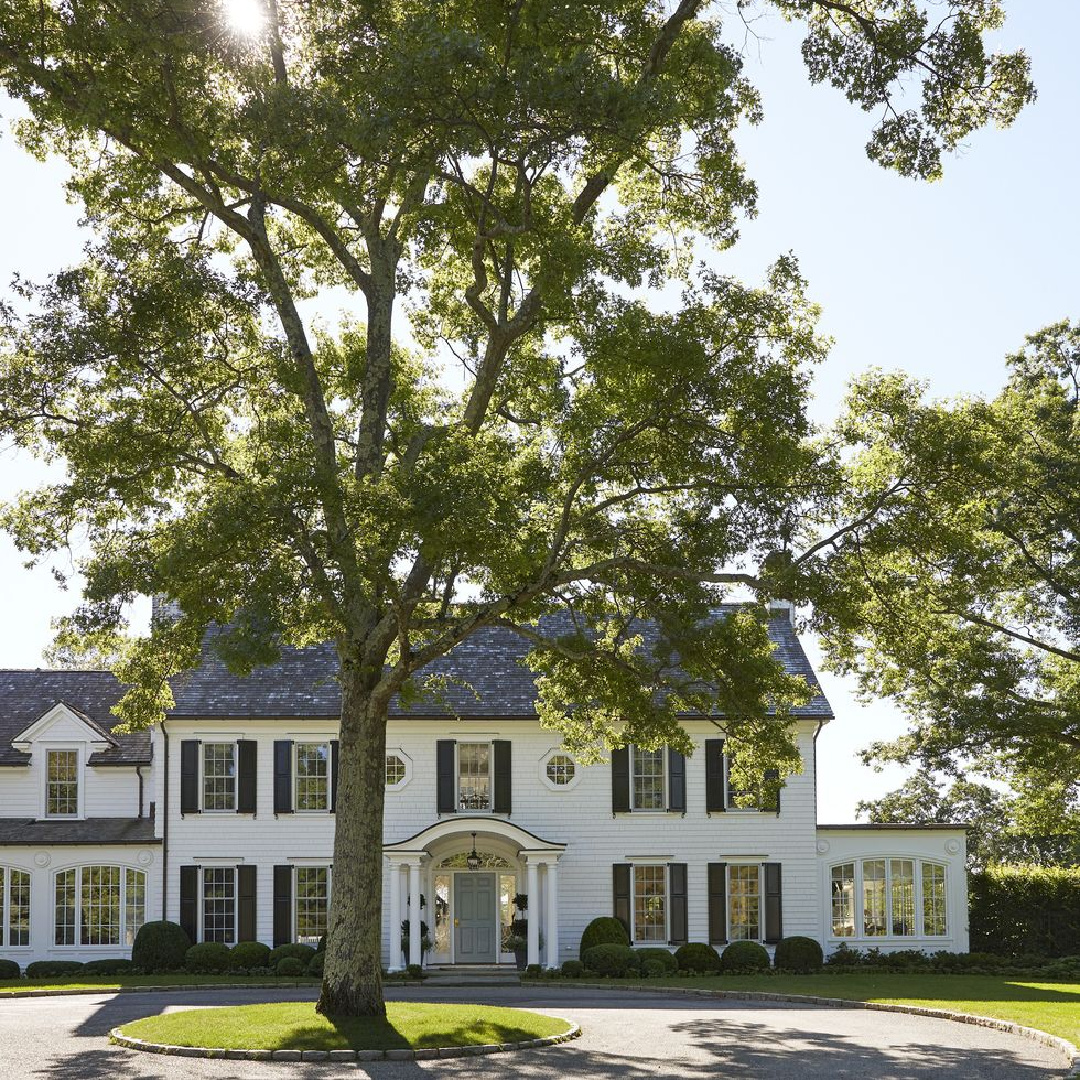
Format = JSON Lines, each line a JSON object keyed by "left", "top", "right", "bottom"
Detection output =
{"left": 0, "top": 1, "right": 1032, "bottom": 1014}
{"left": 812, "top": 323, "right": 1080, "bottom": 789}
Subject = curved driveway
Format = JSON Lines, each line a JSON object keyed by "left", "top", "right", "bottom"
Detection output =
{"left": 0, "top": 984, "right": 1068, "bottom": 1079}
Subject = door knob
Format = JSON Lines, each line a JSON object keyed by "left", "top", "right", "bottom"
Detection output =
{"left": 454, "top": 919, "right": 459, "bottom": 926}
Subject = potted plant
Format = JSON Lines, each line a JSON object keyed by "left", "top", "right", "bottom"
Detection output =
{"left": 400, "top": 919, "right": 432, "bottom": 967}
{"left": 509, "top": 917, "right": 529, "bottom": 970}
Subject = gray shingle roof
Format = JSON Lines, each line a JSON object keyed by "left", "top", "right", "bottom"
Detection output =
{"left": 0, "top": 671, "right": 151, "bottom": 766}
{"left": 0, "top": 817, "right": 158, "bottom": 845}
{"left": 167, "top": 609, "right": 832, "bottom": 720}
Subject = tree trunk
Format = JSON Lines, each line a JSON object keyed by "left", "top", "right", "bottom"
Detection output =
{"left": 316, "top": 657, "right": 389, "bottom": 1017}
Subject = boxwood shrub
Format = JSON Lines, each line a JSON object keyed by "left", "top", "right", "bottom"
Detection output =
{"left": 561, "top": 959, "right": 584, "bottom": 978}
{"left": 580, "top": 916, "right": 630, "bottom": 959}
{"left": 582, "top": 943, "right": 641, "bottom": 978}
{"left": 25, "top": 961, "right": 85, "bottom": 979}
{"left": 276, "top": 956, "right": 307, "bottom": 977}
{"left": 131, "top": 920, "right": 191, "bottom": 973}
{"left": 774, "top": 936, "right": 824, "bottom": 974}
{"left": 185, "top": 941, "right": 232, "bottom": 974}
{"left": 307, "top": 951, "right": 325, "bottom": 977}
{"left": 81, "top": 958, "right": 135, "bottom": 976}
{"left": 229, "top": 941, "right": 272, "bottom": 971}
{"left": 636, "top": 947, "right": 678, "bottom": 975}
{"left": 674, "top": 942, "right": 721, "bottom": 974}
{"left": 0, "top": 959, "right": 20, "bottom": 980}
{"left": 720, "top": 940, "right": 770, "bottom": 974}
{"left": 269, "top": 943, "right": 316, "bottom": 971}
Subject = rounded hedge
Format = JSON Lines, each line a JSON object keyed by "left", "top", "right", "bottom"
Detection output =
{"left": 25, "top": 960, "right": 85, "bottom": 979}
{"left": 774, "top": 936, "right": 824, "bottom": 974}
{"left": 580, "top": 916, "right": 629, "bottom": 959}
{"left": 307, "top": 951, "right": 325, "bottom": 977}
{"left": 582, "top": 943, "right": 640, "bottom": 978}
{"left": 81, "top": 958, "right": 135, "bottom": 976}
{"left": 316, "top": 934, "right": 327, "bottom": 953}
{"left": 269, "top": 943, "right": 316, "bottom": 970}
{"left": 132, "top": 920, "right": 192, "bottom": 974}
{"left": 185, "top": 941, "right": 232, "bottom": 974}
{"left": 276, "top": 956, "right": 307, "bottom": 977}
{"left": 720, "top": 940, "right": 770, "bottom": 974}
{"left": 229, "top": 940, "right": 272, "bottom": 971}
{"left": 636, "top": 947, "right": 678, "bottom": 975}
{"left": 561, "top": 959, "right": 584, "bottom": 978}
{"left": 674, "top": 942, "right": 721, "bottom": 974}
{"left": 0, "top": 958, "right": 20, "bottom": 980}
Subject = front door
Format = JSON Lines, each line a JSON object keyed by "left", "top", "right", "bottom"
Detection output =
{"left": 454, "top": 873, "right": 497, "bottom": 962}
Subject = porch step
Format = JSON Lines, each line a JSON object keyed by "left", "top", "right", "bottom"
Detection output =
{"left": 421, "top": 965, "right": 522, "bottom": 987}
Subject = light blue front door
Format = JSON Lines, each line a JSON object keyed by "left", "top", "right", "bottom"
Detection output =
{"left": 454, "top": 873, "right": 497, "bottom": 962}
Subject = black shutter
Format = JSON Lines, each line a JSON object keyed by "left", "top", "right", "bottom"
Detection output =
{"left": 708, "top": 862, "right": 727, "bottom": 945}
{"left": 273, "top": 865, "right": 293, "bottom": 946}
{"left": 611, "top": 746, "right": 630, "bottom": 813}
{"left": 180, "top": 740, "right": 200, "bottom": 814}
{"left": 705, "top": 738, "right": 726, "bottom": 813}
{"left": 763, "top": 767, "right": 781, "bottom": 814}
{"left": 669, "top": 863, "right": 688, "bottom": 945}
{"left": 493, "top": 740, "right": 512, "bottom": 813}
{"left": 436, "top": 740, "right": 456, "bottom": 813}
{"left": 764, "top": 862, "right": 783, "bottom": 944}
{"left": 330, "top": 740, "right": 339, "bottom": 813}
{"left": 237, "top": 740, "right": 257, "bottom": 815}
{"left": 237, "top": 864, "right": 257, "bottom": 941}
{"left": 273, "top": 741, "right": 293, "bottom": 814}
{"left": 667, "top": 748, "right": 686, "bottom": 813}
{"left": 179, "top": 865, "right": 198, "bottom": 943}
{"left": 613, "top": 864, "right": 632, "bottom": 940}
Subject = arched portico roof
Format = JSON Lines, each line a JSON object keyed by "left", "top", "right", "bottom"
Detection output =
{"left": 383, "top": 816, "right": 566, "bottom": 856}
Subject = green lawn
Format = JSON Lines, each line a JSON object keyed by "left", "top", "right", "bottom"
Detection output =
{"left": 592, "top": 973, "right": 1080, "bottom": 1045}
{"left": 118, "top": 1002, "right": 569, "bottom": 1051}
{"left": 0, "top": 974, "right": 318, "bottom": 994}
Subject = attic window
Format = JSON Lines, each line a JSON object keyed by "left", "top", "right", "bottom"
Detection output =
{"left": 46, "top": 750, "right": 79, "bottom": 818}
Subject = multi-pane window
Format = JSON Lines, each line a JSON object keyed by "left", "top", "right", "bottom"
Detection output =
{"left": 46, "top": 749, "right": 79, "bottom": 817}
{"left": 53, "top": 866, "right": 145, "bottom": 947}
{"left": 545, "top": 754, "right": 576, "bottom": 787}
{"left": 202, "top": 867, "right": 236, "bottom": 943}
{"left": 202, "top": 743, "right": 236, "bottom": 811}
{"left": 830, "top": 860, "right": 948, "bottom": 939}
{"left": 631, "top": 747, "right": 665, "bottom": 810}
{"left": 296, "top": 742, "right": 330, "bottom": 811}
{"left": 633, "top": 865, "right": 667, "bottom": 942}
{"left": 831, "top": 863, "right": 855, "bottom": 938}
{"left": 0, "top": 867, "right": 31, "bottom": 947}
{"left": 295, "top": 867, "right": 330, "bottom": 940}
{"left": 458, "top": 743, "right": 490, "bottom": 811}
{"left": 728, "top": 865, "right": 761, "bottom": 941}
{"left": 386, "top": 754, "right": 407, "bottom": 788}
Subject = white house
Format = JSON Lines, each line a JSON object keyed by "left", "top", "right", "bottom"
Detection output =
{"left": 0, "top": 605, "right": 968, "bottom": 971}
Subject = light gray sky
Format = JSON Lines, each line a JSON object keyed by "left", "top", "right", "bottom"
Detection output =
{"left": 0, "top": 4, "right": 1076, "bottom": 821}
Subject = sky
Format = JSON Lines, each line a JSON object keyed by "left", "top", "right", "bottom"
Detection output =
{"left": 0, "top": 4, "right": 1076, "bottom": 822}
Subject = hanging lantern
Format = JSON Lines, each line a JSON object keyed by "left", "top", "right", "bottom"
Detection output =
{"left": 466, "top": 831, "right": 481, "bottom": 871}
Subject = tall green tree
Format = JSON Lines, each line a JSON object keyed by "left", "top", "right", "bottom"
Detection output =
{"left": 812, "top": 323, "right": 1080, "bottom": 789}
{"left": 0, "top": 1, "right": 1032, "bottom": 1015}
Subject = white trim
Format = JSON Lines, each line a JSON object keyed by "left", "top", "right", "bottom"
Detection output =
{"left": 538, "top": 749, "right": 581, "bottom": 792}
{"left": 198, "top": 865, "right": 238, "bottom": 945}
{"left": 293, "top": 739, "right": 333, "bottom": 813}
{"left": 0, "top": 864, "right": 32, "bottom": 949}
{"left": 385, "top": 748, "right": 412, "bottom": 791}
{"left": 199, "top": 740, "right": 238, "bottom": 814}
{"left": 455, "top": 741, "right": 493, "bottom": 813}
{"left": 726, "top": 863, "right": 764, "bottom": 943}
{"left": 42, "top": 745, "right": 83, "bottom": 821}
{"left": 13, "top": 702, "right": 113, "bottom": 753}
{"left": 629, "top": 863, "right": 669, "bottom": 944}
{"left": 629, "top": 744, "right": 667, "bottom": 812}
{"left": 293, "top": 863, "right": 332, "bottom": 942}
{"left": 827, "top": 857, "right": 949, "bottom": 941}
{"left": 52, "top": 863, "right": 147, "bottom": 949}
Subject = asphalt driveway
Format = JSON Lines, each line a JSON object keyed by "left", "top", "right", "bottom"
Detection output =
{"left": 0, "top": 984, "right": 1069, "bottom": 1079}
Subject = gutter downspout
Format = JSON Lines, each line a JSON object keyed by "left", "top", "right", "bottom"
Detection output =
{"left": 136, "top": 765, "right": 144, "bottom": 819}
{"left": 812, "top": 719, "right": 825, "bottom": 821}
{"left": 161, "top": 720, "right": 169, "bottom": 922}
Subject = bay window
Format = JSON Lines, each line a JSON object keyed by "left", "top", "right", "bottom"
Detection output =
{"left": 830, "top": 859, "right": 948, "bottom": 939}
{"left": 53, "top": 865, "right": 146, "bottom": 946}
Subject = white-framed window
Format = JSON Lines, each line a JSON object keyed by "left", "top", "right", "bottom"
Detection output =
{"left": 631, "top": 746, "right": 666, "bottom": 810}
{"left": 295, "top": 741, "right": 331, "bottom": 811}
{"left": 202, "top": 867, "right": 236, "bottom": 943}
{"left": 728, "top": 864, "right": 763, "bottom": 941}
{"left": 53, "top": 865, "right": 146, "bottom": 947}
{"left": 631, "top": 864, "right": 667, "bottom": 942}
{"left": 540, "top": 750, "right": 579, "bottom": 791}
{"left": 458, "top": 742, "right": 491, "bottom": 811}
{"left": 202, "top": 742, "right": 237, "bottom": 812}
{"left": 0, "top": 867, "right": 31, "bottom": 948}
{"left": 45, "top": 748, "right": 80, "bottom": 818}
{"left": 385, "top": 750, "right": 411, "bottom": 790}
{"left": 830, "top": 860, "right": 948, "bottom": 939}
{"left": 295, "top": 865, "right": 332, "bottom": 941}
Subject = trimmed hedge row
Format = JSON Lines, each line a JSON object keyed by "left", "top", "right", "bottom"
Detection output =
{"left": 970, "top": 866, "right": 1080, "bottom": 957}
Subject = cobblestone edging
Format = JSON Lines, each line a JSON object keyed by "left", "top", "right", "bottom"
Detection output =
{"left": 108, "top": 1019, "right": 581, "bottom": 1061}
{"left": 0, "top": 980, "right": 422, "bottom": 999}
{"left": 563, "top": 981, "right": 1080, "bottom": 1076}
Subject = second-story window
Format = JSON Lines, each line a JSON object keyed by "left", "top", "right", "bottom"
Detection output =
{"left": 295, "top": 742, "right": 330, "bottom": 811}
{"left": 631, "top": 746, "right": 665, "bottom": 810}
{"left": 46, "top": 749, "right": 79, "bottom": 817}
{"left": 202, "top": 743, "right": 236, "bottom": 811}
{"left": 458, "top": 743, "right": 490, "bottom": 811}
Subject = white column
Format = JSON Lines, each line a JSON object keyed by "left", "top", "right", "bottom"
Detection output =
{"left": 388, "top": 861, "right": 402, "bottom": 971}
{"left": 545, "top": 861, "right": 559, "bottom": 969}
{"left": 408, "top": 859, "right": 422, "bottom": 967}
{"left": 526, "top": 860, "right": 540, "bottom": 966}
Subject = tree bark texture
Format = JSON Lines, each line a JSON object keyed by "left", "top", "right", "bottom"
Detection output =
{"left": 316, "top": 656, "right": 390, "bottom": 1017}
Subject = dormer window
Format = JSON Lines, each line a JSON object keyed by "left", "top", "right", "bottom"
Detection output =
{"left": 46, "top": 750, "right": 79, "bottom": 818}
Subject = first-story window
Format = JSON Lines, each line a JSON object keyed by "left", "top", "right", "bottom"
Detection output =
{"left": 46, "top": 749, "right": 79, "bottom": 817}
{"left": 295, "top": 866, "right": 331, "bottom": 940}
{"left": 0, "top": 867, "right": 30, "bottom": 947}
{"left": 53, "top": 866, "right": 146, "bottom": 946}
{"left": 202, "top": 867, "right": 236, "bottom": 943}
{"left": 632, "top": 865, "right": 667, "bottom": 942}
{"left": 632, "top": 746, "right": 665, "bottom": 810}
{"left": 728, "top": 865, "right": 762, "bottom": 941}
{"left": 831, "top": 860, "right": 947, "bottom": 938}
{"left": 295, "top": 742, "right": 330, "bottom": 811}
{"left": 202, "top": 742, "right": 236, "bottom": 811}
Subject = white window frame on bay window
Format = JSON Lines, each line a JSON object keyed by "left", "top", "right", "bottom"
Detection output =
{"left": 828, "top": 858, "right": 948, "bottom": 940}
{"left": 52, "top": 864, "right": 146, "bottom": 947}
{"left": 42, "top": 745, "right": 83, "bottom": 820}
{"left": 0, "top": 866, "right": 31, "bottom": 948}
{"left": 294, "top": 740, "right": 333, "bottom": 812}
